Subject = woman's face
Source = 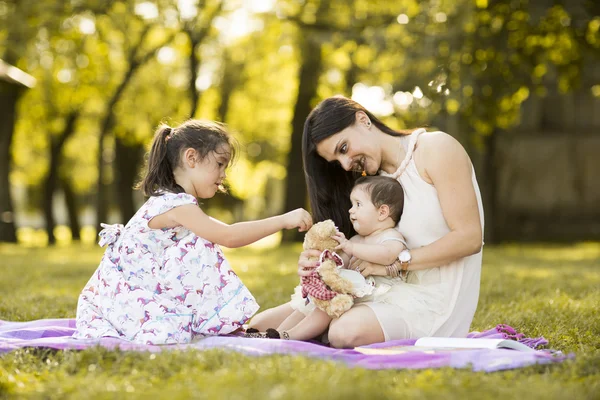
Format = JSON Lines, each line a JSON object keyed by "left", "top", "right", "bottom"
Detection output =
{"left": 315, "top": 122, "right": 380, "bottom": 175}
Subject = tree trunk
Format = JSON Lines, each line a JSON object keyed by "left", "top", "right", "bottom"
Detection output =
{"left": 281, "top": 35, "right": 324, "bottom": 242}
{"left": 61, "top": 177, "right": 81, "bottom": 241}
{"left": 0, "top": 82, "right": 23, "bottom": 243}
{"left": 95, "top": 116, "right": 112, "bottom": 232}
{"left": 42, "top": 147, "right": 59, "bottom": 245}
{"left": 95, "top": 27, "right": 173, "bottom": 232}
{"left": 217, "top": 49, "right": 243, "bottom": 122}
{"left": 114, "top": 137, "right": 144, "bottom": 223}
{"left": 344, "top": 63, "right": 359, "bottom": 96}
{"left": 42, "top": 112, "right": 78, "bottom": 245}
{"left": 184, "top": 2, "right": 224, "bottom": 119}
{"left": 188, "top": 35, "right": 201, "bottom": 119}
{"left": 482, "top": 130, "right": 498, "bottom": 243}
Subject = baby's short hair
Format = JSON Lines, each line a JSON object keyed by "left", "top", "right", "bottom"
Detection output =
{"left": 353, "top": 176, "right": 404, "bottom": 224}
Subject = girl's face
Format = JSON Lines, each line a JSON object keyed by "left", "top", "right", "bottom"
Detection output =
{"left": 315, "top": 119, "right": 381, "bottom": 175}
{"left": 190, "top": 144, "right": 230, "bottom": 199}
{"left": 348, "top": 186, "right": 381, "bottom": 236}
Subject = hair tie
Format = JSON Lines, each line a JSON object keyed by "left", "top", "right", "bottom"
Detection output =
{"left": 164, "top": 127, "right": 172, "bottom": 142}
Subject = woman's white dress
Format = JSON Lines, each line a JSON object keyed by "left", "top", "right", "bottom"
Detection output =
{"left": 355, "top": 128, "right": 485, "bottom": 340}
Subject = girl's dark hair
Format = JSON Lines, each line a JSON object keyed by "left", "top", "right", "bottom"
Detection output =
{"left": 353, "top": 176, "right": 404, "bottom": 225}
{"left": 302, "top": 95, "right": 412, "bottom": 237}
{"left": 138, "top": 120, "right": 237, "bottom": 197}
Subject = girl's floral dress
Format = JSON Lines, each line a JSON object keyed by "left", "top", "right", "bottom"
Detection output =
{"left": 73, "top": 192, "right": 259, "bottom": 345}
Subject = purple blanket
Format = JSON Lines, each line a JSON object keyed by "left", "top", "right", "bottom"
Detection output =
{"left": 0, "top": 319, "right": 568, "bottom": 372}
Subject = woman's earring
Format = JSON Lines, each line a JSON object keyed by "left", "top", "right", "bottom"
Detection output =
{"left": 366, "top": 121, "right": 371, "bottom": 128}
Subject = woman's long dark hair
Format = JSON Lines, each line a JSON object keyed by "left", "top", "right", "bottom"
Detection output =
{"left": 138, "top": 120, "right": 236, "bottom": 197}
{"left": 302, "top": 95, "right": 412, "bottom": 237}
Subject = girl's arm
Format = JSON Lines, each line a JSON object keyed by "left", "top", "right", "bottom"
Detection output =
{"left": 154, "top": 205, "right": 312, "bottom": 248}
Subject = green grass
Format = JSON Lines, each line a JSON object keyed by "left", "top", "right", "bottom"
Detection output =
{"left": 1, "top": 242, "right": 599, "bottom": 399}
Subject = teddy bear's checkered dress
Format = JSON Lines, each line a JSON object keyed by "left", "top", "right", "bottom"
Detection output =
{"left": 301, "top": 250, "right": 344, "bottom": 301}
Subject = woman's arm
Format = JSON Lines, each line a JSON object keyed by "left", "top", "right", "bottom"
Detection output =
{"left": 348, "top": 132, "right": 482, "bottom": 275}
{"left": 159, "top": 205, "right": 312, "bottom": 248}
{"left": 404, "top": 132, "right": 483, "bottom": 271}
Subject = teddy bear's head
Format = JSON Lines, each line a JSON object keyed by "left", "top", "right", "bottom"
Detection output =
{"left": 303, "top": 220, "right": 339, "bottom": 253}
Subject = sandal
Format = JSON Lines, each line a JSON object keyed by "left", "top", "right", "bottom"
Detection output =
{"left": 244, "top": 328, "right": 290, "bottom": 340}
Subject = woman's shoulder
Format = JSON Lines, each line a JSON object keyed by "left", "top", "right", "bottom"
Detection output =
{"left": 416, "top": 131, "right": 469, "bottom": 163}
{"left": 416, "top": 130, "right": 460, "bottom": 149}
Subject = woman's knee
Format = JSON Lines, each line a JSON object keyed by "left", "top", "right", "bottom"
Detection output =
{"left": 328, "top": 320, "right": 363, "bottom": 349}
{"left": 327, "top": 306, "right": 385, "bottom": 348}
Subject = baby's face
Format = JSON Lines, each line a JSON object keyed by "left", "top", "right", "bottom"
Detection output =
{"left": 348, "top": 187, "right": 384, "bottom": 236}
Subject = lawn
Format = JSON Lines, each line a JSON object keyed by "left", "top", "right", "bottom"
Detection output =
{"left": 0, "top": 242, "right": 599, "bottom": 399}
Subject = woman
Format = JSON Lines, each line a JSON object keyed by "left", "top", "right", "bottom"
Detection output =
{"left": 250, "top": 95, "right": 484, "bottom": 348}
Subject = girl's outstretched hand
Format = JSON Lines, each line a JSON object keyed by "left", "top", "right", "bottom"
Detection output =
{"left": 283, "top": 208, "right": 313, "bottom": 232}
{"left": 297, "top": 249, "right": 322, "bottom": 277}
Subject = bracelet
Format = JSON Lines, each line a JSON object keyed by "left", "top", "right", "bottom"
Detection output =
{"left": 386, "top": 261, "right": 400, "bottom": 278}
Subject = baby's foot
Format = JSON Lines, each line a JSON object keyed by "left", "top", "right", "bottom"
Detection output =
{"left": 243, "top": 328, "right": 289, "bottom": 340}
{"left": 243, "top": 327, "right": 263, "bottom": 338}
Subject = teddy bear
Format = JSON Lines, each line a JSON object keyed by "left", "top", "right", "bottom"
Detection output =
{"left": 300, "top": 220, "right": 372, "bottom": 318}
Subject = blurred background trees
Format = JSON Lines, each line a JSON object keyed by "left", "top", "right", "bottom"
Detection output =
{"left": 1, "top": 0, "right": 598, "bottom": 245}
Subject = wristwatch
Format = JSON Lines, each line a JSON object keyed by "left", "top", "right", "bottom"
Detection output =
{"left": 398, "top": 249, "right": 412, "bottom": 269}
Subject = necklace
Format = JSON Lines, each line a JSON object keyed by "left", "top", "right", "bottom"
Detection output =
{"left": 383, "top": 129, "right": 425, "bottom": 179}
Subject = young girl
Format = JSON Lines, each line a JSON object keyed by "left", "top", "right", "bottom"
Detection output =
{"left": 247, "top": 176, "right": 406, "bottom": 340}
{"left": 73, "top": 120, "right": 312, "bottom": 345}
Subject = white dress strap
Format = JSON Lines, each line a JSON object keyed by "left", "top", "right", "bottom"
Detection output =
{"left": 379, "top": 237, "right": 408, "bottom": 249}
{"left": 386, "top": 128, "right": 426, "bottom": 180}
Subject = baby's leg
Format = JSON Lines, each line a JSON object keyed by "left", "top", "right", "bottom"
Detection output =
{"left": 284, "top": 308, "right": 332, "bottom": 341}
{"left": 277, "top": 310, "right": 306, "bottom": 331}
{"left": 248, "top": 303, "right": 295, "bottom": 331}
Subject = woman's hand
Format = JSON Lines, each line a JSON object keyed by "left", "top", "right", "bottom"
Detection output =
{"left": 332, "top": 232, "right": 353, "bottom": 256}
{"left": 349, "top": 258, "right": 387, "bottom": 277}
{"left": 297, "top": 249, "right": 322, "bottom": 277}
{"left": 283, "top": 208, "right": 313, "bottom": 232}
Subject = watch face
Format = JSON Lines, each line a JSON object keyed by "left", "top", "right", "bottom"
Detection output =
{"left": 399, "top": 250, "right": 411, "bottom": 262}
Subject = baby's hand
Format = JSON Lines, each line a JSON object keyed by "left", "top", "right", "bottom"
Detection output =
{"left": 333, "top": 232, "right": 353, "bottom": 255}
{"left": 283, "top": 208, "right": 313, "bottom": 232}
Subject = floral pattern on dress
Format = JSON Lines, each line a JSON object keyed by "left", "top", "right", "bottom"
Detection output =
{"left": 73, "top": 192, "right": 259, "bottom": 345}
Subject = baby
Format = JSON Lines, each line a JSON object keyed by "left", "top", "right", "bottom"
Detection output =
{"left": 247, "top": 176, "right": 407, "bottom": 340}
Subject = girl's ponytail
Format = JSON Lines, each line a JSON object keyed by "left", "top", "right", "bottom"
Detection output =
{"left": 139, "top": 124, "right": 182, "bottom": 197}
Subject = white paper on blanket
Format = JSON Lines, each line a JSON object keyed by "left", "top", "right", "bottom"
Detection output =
{"left": 414, "top": 337, "right": 536, "bottom": 352}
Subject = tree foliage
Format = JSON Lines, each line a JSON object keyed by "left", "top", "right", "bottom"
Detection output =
{"left": 1, "top": 0, "right": 598, "bottom": 243}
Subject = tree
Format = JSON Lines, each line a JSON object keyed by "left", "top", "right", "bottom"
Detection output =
{"left": 179, "top": 0, "right": 224, "bottom": 118}
{"left": 42, "top": 111, "right": 79, "bottom": 244}
{"left": 0, "top": 0, "right": 90, "bottom": 242}
{"left": 93, "top": 12, "right": 174, "bottom": 232}
{"left": 0, "top": 63, "right": 34, "bottom": 242}
{"left": 280, "top": 0, "right": 331, "bottom": 242}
